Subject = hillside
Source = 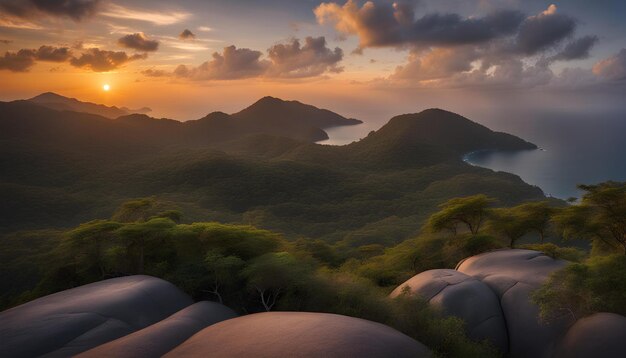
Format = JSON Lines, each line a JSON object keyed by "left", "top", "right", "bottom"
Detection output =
{"left": 29, "top": 92, "right": 151, "bottom": 119}
{"left": 189, "top": 96, "right": 362, "bottom": 142}
{"left": 0, "top": 98, "right": 545, "bottom": 239}
{"left": 355, "top": 109, "right": 536, "bottom": 154}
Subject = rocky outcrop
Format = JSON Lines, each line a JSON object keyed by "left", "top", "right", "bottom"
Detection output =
{"left": 1, "top": 276, "right": 431, "bottom": 357}
{"left": 391, "top": 249, "right": 626, "bottom": 358}
{"left": 165, "top": 311, "right": 432, "bottom": 358}
{"left": 0, "top": 276, "right": 234, "bottom": 357}
{"left": 556, "top": 313, "right": 626, "bottom": 358}
{"left": 78, "top": 301, "right": 237, "bottom": 358}
{"left": 390, "top": 269, "right": 508, "bottom": 352}
{"left": 456, "top": 249, "right": 573, "bottom": 357}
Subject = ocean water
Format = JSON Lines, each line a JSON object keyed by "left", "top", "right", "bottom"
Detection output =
{"left": 323, "top": 109, "right": 626, "bottom": 200}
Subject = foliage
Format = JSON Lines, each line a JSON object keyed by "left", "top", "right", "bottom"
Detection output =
{"left": 553, "top": 182, "right": 626, "bottom": 254}
{"left": 428, "top": 195, "right": 495, "bottom": 235}
{"left": 533, "top": 254, "right": 626, "bottom": 321}
{"left": 521, "top": 243, "right": 585, "bottom": 262}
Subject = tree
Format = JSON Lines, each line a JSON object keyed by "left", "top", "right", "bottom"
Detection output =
{"left": 111, "top": 197, "right": 179, "bottom": 223}
{"left": 553, "top": 182, "right": 626, "bottom": 254}
{"left": 515, "top": 201, "right": 555, "bottom": 243}
{"left": 115, "top": 217, "right": 176, "bottom": 273}
{"left": 204, "top": 250, "right": 244, "bottom": 304}
{"left": 242, "top": 252, "right": 310, "bottom": 311}
{"left": 488, "top": 208, "right": 529, "bottom": 248}
{"left": 428, "top": 195, "right": 495, "bottom": 235}
{"left": 65, "top": 220, "right": 122, "bottom": 279}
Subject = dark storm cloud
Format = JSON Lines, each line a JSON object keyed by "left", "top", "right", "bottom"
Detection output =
{"left": 0, "top": 45, "right": 71, "bottom": 72}
{"left": 0, "top": 0, "right": 100, "bottom": 21}
{"left": 593, "top": 49, "right": 626, "bottom": 81}
{"left": 315, "top": 1, "right": 524, "bottom": 49}
{"left": 551, "top": 35, "right": 599, "bottom": 61}
{"left": 267, "top": 36, "right": 343, "bottom": 78}
{"left": 117, "top": 33, "right": 159, "bottom": 52}
{"left": 179, "top": 29, "right": 196, "bottom": 40}
{"left": 513, "top": 5, "right": 576, "bottom": 55}
{"left": 70, "top": 48, "right": 147, "bottom": 72}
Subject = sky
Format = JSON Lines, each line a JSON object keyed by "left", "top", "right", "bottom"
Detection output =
{"left": 1, "top": 0, "right": 625, "bottom": 122}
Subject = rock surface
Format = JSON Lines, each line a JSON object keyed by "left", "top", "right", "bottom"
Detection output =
{"left": 0, "top": 276, "right": 195, "bottom": 357}
{"left": 457, "top": 249, "right": 573, "bottom": 357}
{"left": 164, "top": 311, "right": 432, "bottom": 358}
{"left": 392, "top": 249, "right": 583, "bottom": 357}
{"left": 390, "top": 269, "right": 508, "bottom": 352}
{"left": 556, "top": 313, "right": 626, "bottom": 358}
{"left": 78, "top": 301, "right": 237, "bottom": 358}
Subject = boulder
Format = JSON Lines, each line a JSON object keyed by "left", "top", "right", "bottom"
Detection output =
{"left": 390, "top": 269, "right": 508, "bottom": 352}
{"left": 78, "top": 301, "right": 237, "bottom": 358}
{"left": 164, "top": 311, "right": 432, "bottom": 358}
{"left": 0, "top": 275, "right": 193, "bottom": 357}
{"left": 457, "top": 249, "right": 573, "bottom": 358}
{"left": 392, "top": 250, "right": 579, "bottom": 357}
{"left": 556, "top": 313, "right": 626, "bottom": 358}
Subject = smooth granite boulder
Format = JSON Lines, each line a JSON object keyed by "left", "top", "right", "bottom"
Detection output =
{"left": 556, "top": 313, "right": 626, "bottom": 358}
{"left": 0, "top": 275, "right": 193, "bottom": 357}
{"left": 164, "top": 311, "right": 432, "bottom": 358}
{"left": 390, "top": 269, "right": 508, "bottom": 352}
{"left": 78, "top": 301, "right": 237, "bottom": 358}
{"left": 457, "top": 249, "right": 573, "bottom": 358}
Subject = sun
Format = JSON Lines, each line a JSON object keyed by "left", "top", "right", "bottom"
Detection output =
{"left": 103, "top": 84, "right": 110, "bottom": 91}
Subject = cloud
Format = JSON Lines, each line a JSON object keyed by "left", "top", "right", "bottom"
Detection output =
{"left": 35, "top": 45, "right": 71, "bottom": 61}
{"left": 593, "top": 49, "right": 626, "bottom": 81}
{"left": 392, "top": 46, "right": 480, "bottom": 80}
{"left": 513, "top": 4, "right": 576, "bottom": 55}
{"left": 117, "top": 32, "right": 159, "bottom": 52}
{"left": 70, "top": 48, "right": 147, "bottom": 72}
{"left": 0, "top": 49, "right": 36, "bottom": 72}
{"left": 155, "top": 37, "right": 345, "bottom": 81}
{"left": 175, "top": 45, "right": 269, "bottom": 80}
{"left": 179, "top": 29, "right": 196, "bottom": 40}
{"left": 550, "top": 35, "right": 599, "bottom": 62}
{"left": 100, "top": 3, "right": 189, "bottom": 26}
{"left": 314, "top": 0, "right": 524, "bottom": 50}
{"left": 0, "top": 39, "right": 12, "bottom": 44}
{"left": 197, "top": 26, "right": 212, "bottom": 32}
{"left": 0, "top": 0, "right": 100, "bottom": 21}
{"left": 266, "top": 36, "right": 343, "bottom": 78}
{"left": 141, "top": 68, "right": 168, "bottom": 77}
{"left": 0, "top": 45, "right": 71, "bottom": 72}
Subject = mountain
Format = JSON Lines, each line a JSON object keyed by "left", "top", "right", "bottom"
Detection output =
{"left": 189, "top": 97, "right": 362, "bottom": 142}
{"left": 233, "top": 96, "right": 362, "bottom": 128}
{"left": 28, "top": 92, "right": 152, "bottom": 119}
{"left": 0, "top": 98, "right": 545, "bottom": 235}
{"left": 356, "top": 108, "right": 536, "bottom": 154}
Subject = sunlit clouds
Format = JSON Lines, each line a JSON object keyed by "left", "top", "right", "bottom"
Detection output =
{"left": 0, "top": 0, "right": 625, "bottom": 119}
{"left": 100, "top": 3, "right": 190, "bottom": 26}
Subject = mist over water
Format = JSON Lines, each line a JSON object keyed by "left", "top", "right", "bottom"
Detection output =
{"left": 323, "top": 106, "right": 626, "bottom": 200}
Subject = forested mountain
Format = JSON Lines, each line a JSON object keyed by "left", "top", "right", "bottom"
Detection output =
{"left": 0, "top": 96, "right": 544, "bottom": 241}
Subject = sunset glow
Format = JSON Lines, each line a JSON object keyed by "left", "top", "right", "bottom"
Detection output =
{"left": 0, "top": 1, "right": 624, "bottom": 120}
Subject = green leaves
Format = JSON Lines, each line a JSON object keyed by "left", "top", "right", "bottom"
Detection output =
{"left": 428, "top": 194, "right": 496, "bottom": 235}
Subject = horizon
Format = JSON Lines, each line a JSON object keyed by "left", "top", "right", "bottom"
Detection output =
{"left": 1, "top": 0, "right": 626, "bottom": 121}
